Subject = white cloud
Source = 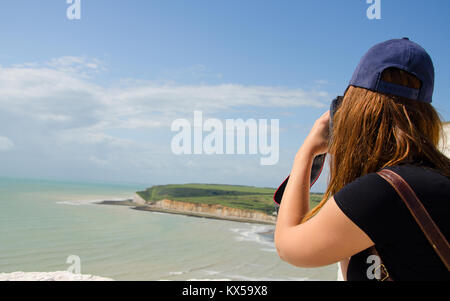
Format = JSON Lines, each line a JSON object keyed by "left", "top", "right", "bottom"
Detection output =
{"left": 105, "top": 83, "right": 328, "bottom": 111}
{"left": 0, "top": 57, "right": 330, "bottom": 187}
{"left": 57, "top": 131, "right": 134, "bottom": 148}
{"left": 0, "top": 136, "right": 14, "bottom": 151}
{"left": 36, "top": 114, "right": 72, "bottom": 122}
{"left": 0, "top": 58, "right": 328, "bottom": 133}
{"left": 89, "top": 155, "right": 109, "bottom": 167}
{"left": 314, "top": 79, "right": 329, "bottom": 85}
{"left": 46, "top": 56, "right": 104, "bottom": 77}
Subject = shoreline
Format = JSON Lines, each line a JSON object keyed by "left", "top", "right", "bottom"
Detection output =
{"left": 97, "top": 200, "right": 277, "bottom": 225}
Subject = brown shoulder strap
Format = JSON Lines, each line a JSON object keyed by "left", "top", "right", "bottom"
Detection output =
{"left": 377, "top": 169, "right": 450, "bottom": 271}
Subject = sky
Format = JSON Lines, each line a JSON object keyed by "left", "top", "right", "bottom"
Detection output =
{"left": 0, "top": 0, "right": 449, "bottom": 191}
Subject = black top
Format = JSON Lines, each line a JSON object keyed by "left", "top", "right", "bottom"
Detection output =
{"left": 334, "top": 164, "right": 450, "bottom": 281}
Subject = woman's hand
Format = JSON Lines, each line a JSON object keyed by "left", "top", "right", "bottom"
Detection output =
{"left": 300, "top": 110, "right": 330, "bottom": 157}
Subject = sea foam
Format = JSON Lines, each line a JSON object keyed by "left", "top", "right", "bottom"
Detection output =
{"left": 0, "top": 271, "right": 113, "bottom": 281}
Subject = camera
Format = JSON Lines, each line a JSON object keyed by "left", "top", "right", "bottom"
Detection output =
{"left": 273, "top": 96, "right": 343, "bottom": 210}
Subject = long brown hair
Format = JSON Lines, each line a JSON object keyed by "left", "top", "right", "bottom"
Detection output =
{"left": 303, "top": 68, "right": 450, "bottom": 222}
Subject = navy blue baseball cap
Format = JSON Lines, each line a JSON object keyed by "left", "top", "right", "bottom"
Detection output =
{"left": 349, "top": 38, "right": 435, "bottom": 103}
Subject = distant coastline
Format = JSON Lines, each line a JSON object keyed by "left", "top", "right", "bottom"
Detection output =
{"left": 98, "top": 197, "right": 277, "bottom": 225}
{"left": 97, "top": 184, "right": 323, "bottom": 225}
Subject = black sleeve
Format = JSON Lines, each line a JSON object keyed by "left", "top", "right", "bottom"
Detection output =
{"left": 333, "top": 172, "right": 400, "bottom": 246}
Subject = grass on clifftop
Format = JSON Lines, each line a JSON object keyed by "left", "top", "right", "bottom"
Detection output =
{"left": 137, "top": 184, "right": 323, "bottom": 215}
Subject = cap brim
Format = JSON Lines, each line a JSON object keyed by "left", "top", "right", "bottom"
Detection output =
{"left": 273, "top": 153, "right": 326, "bottom": 205}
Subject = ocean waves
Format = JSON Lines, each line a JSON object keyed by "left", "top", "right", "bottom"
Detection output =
{"left": 230, "top": 224, "right": 276, "bottom": 252}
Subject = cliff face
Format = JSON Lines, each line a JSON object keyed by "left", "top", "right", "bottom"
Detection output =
{"left": 151, "top": 199, "right": 276, "bottom": 223}
{"left": 440, "top": 123, "right": 450, "bottom": 158}
{"left": 133, "top": 193, "right": 147, "bottom": 205}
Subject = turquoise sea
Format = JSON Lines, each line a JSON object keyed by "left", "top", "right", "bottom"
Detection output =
{"left": 0, "top": 177, "right": 338, "bottom": 281}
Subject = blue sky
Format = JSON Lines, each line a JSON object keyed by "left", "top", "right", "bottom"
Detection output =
{"left": 0, "top": 0, "right": 449, "bottom": 191}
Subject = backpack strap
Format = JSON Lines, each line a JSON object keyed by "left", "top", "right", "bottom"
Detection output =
{"left": 377, "top": 169, "right": 450, "bottom": 271}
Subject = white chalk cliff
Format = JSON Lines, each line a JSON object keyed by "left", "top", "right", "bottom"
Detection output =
{"left": 440, "top": 123, "right": 450, "bottom": 158}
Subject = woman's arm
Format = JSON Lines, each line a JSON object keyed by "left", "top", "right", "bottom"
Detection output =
{"left": 274, "top": 111, "right": 330, "bottom": 228}
{"left": 274, "top": 147, "right": 314, "bottom": 228}
{"left": 274, "top": 111, "right": 374, "bottom": 268}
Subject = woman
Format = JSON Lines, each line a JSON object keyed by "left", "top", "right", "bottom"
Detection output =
{"left": 274, "top": 38, "right": 450, "bottom": 281}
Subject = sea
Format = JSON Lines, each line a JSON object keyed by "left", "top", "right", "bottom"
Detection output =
{"left": 0, "top": 177, "right": 338, "bottom": 281}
